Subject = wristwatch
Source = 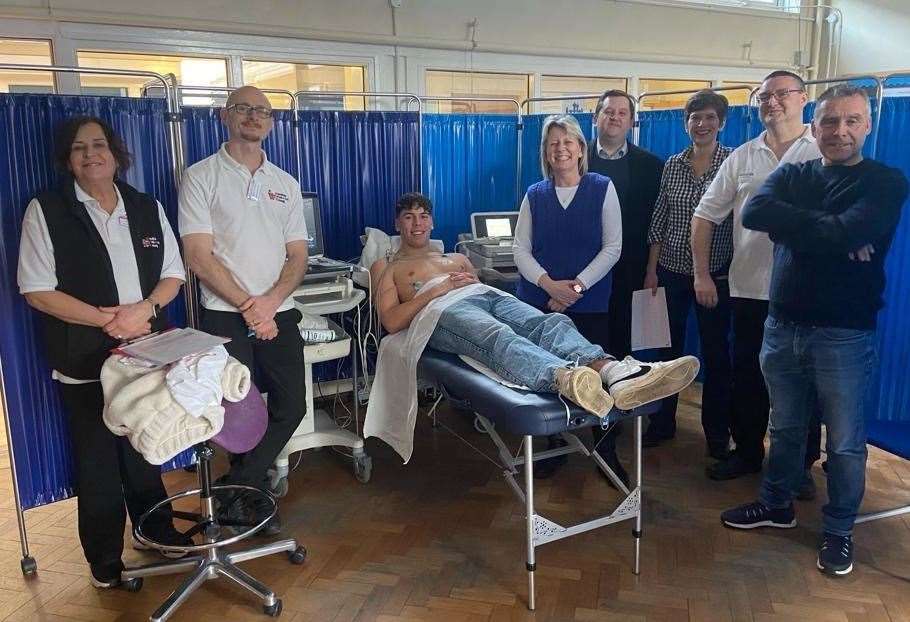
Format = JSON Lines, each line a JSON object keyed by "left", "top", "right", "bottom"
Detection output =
{"left": 146, "top": 299, "right": 161, "bottom": 319}
{"left": 573, "top": 283, "right": 584, "bottom": 294}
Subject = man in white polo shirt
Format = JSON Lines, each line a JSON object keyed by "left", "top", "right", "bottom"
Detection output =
{"left": 691, "top": 71, "right": 822, "bottom": 483}
{"left": 179, "top": 85, "right": 309, "bottom": 535}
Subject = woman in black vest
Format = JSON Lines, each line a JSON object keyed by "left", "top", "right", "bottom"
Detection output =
{"left": 17, "top": 116, "right": 190, "bottom": 589}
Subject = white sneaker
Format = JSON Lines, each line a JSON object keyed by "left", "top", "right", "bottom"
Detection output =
{"left": 555, "top": 366, "right": 614, "bottom": 417}
{"left": 604, "top": 356, "right": 700, "bottom": 410}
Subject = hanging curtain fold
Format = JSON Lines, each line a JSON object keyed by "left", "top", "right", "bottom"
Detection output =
{"left": 422, "top": 113, "right": 519, "bottom": 251}
{"left": 0, "top": 94, "right": 190, "bottom": 510}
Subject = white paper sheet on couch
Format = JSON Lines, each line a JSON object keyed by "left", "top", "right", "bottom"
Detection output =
{"left": 363, "top": 275, "right": 506, "bottom": 463}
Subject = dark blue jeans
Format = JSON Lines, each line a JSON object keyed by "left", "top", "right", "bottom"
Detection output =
{"left": 647, "top": 266, "right": 732, "bottom": 450}
{"left": 758, "top": 316, "right": 877, "bottom": 536}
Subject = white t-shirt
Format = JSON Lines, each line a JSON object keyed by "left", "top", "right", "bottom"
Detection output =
{"left": 178, "top": 144, "right": 309, "bottom": 312}
{"left": 693, "top": 126, "right": 821, "bottom": 300}
{"left": 513, "top": 181, "right": 623, "bottom": 290}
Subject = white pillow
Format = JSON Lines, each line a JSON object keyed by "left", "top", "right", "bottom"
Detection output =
{"left": 359, "top": 227, "right": 445, "bottom": 270}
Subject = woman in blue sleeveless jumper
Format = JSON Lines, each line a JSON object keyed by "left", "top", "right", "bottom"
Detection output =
{"left": 513, "top": 115, "right": 626, "bottom": 482}
{"left": 17, "top": 116, "right": 192, "bottom": 589}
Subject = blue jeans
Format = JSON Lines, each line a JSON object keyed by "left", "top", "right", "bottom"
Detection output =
{"left": 427, "top": 292, "right": 609, "bottom": 392}
{"left": 758, "top": 316, "right": 877, "bottom": 536}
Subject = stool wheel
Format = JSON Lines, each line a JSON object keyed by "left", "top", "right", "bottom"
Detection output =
{"left": 288, "top": 546, "right": 307, "bottom": 565}
{"left": 122, "top": 577, "right": 143, "bottom": 592}
{"left": 263, "top": 598, "right": 282, "bottom": 617}
{"left": 20, "top": 556, "right": 37, "bottom": 576}
{"left": 353, "top": 454, "right": 372, "bottom": 483}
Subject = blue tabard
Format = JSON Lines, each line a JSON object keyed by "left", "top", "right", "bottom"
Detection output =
{"left": 516, "top": 173, "right": 613, "bottom": 313}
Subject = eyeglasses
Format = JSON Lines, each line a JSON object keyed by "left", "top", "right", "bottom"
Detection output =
{"left": 756, "top": 89, "right": 804, "bottom": 104}
{"left": 227, "top": 103, "right": 273, "bottom": 119}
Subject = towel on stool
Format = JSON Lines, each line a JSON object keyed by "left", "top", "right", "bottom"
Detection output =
{"left": 101, "top": 354, "right": 252, "bottom": 464}
{"left": 221, "top": 358, "right": 251, "bottom": 402}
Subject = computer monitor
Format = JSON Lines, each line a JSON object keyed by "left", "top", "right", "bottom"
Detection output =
{"left": 301, "top": 191, "right": 325, "bottom": 258}
{"left": 470, "top": 211, "right": 520, "bottom": 239}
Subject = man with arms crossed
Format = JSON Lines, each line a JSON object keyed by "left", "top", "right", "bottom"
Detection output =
{"left": 179, "top": 86, "right": 309, "bottom": 535}
{"left": 721, "top": 84, "right": 907, "bottom": 576}
{"left": 692, "top": 71, "right": 822, "bottom": 485}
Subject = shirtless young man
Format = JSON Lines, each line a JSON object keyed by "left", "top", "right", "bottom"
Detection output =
{"left": 370, "top": 192, "right": 700, "bottom": 417}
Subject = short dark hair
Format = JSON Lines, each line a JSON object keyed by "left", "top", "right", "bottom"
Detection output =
{"left": 594, "top": 89, "right": 636, "bottom": 118}
{"left": 395, "top": 192, "right": 433, "bottom": 217}
{"left": 815, "top": 83, "right": 872, "bottom": 116}
{"left": 54, "top": 115, "right": 132, "bottom": 175}
{"left": 761, "top": 70, "right": 806, "bottom": 91}
{"left": 685, "top": 89, "right": 730, "bottom": 123}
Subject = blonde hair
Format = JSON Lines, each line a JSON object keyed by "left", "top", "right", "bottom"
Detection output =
{"left": 540, "top": 114, "right": 588, "bottom": 179}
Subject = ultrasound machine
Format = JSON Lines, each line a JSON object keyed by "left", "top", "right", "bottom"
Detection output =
{"left": 459, "top": 211, "right": 521, "bottom": 293}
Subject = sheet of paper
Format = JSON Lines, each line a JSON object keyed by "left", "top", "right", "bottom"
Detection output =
{"left": 115, "top": 328, "right": 230, "bottom": 366}
{"left": 631, "top": 287, "right": 671, "bottom": 351}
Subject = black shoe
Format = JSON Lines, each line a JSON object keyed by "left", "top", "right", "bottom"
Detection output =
{"left": 89, "top": 561, "right": 125, "bottom": 589}
{"left": 247, "top": 492, "right": 282, "bottom": 537}
{"left": 642, "top": 430, "right": 674, "bottom": 448}
{"left": 215, "top": 491, "right": 253, "bottom": 530}
{"left": 721, "top": 501, "right": 796, "bottom": 529}
{"left": 817, "top": 533, "right": 854, "bottom": 576}
{"left": 796, "top": 470, "right": 816, "bottom": 501}
{"left": 707, "top": 443, "right": 730, "bottom": 461}
{"left": 533, "top": 436, "right": 568, "bottom": 479}
{"left": 132, "top": 526, "right": 194, "bottom": 559}
{"left": 706, "top": 453, "right": 762, "bottom": 480}
{"left": 596, "top": 448, "right": 631, "bottom": 490}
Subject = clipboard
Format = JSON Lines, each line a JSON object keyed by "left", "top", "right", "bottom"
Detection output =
{"left": 113, "top": 328, "right": 230, "bottom": 366}
{"left": 631, "top": 287, "right": 672, "bottom": 351}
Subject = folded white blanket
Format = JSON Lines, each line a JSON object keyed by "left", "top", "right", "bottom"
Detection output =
{"left": 101, "top": 353, "right": 251, "bottom": 464}
{"left": 165, "top": 346, "right": 228, "bottom": 417}
{"left": 221, "top": 358, "right": 251, "bottom": 402}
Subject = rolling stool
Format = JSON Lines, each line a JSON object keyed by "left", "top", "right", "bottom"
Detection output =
{"left": 121, "top": 384, "right": 307, "bottom": 621}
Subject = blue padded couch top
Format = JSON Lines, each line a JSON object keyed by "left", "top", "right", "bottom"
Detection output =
{"left": 417, "top": 349, "right": 656, "bottom": 437}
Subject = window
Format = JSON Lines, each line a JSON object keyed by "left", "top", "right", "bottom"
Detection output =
{"left": 0, "top": 38, "right": 54, "bottom": 94}
{"left": 722, "top": 82, "right": 761, "bottom": 106}
{"left": 537, "top": 75, "right": 627, "bottom": 114}
{"left": 637, "top": 0, "right": 799, "bottom": 11}
{"left": 76, "top": 51, "right": 228, "bottom": 102}
{"left": 242, "top": 61, "right": 366, "bottom": 111}
{"left": 638, "top": 79, "right": 712, "bottom": 110}
{"left": 425, "top": 70, "right": 529, "bottom": 113}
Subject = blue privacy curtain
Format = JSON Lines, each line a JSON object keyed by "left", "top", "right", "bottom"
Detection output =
{"left": 638, "top": 105, "right": 759, "bottom": 161}
{"left": 298, "top": 111, "right": 420, "bottom": 260}
{"left": 422, "top": 114, "right": 519, "bottom": 250}
{"left": 864, "top": 96, "right": 910, "bottom": 456}
{"left": 0, "top": 94, "right": 190, "bottom": 510}
{"left": 520, "top": 112, "right": 596, "bottom": 194}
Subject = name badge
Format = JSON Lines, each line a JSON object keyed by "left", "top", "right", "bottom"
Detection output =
{"left": 247, "top": 178, "right": 262, "bottom": 202}
{"left": 118, "top": 215, "right": 129, "bottom": 227}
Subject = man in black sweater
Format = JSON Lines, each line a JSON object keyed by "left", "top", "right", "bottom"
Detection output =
{"left": 586, "top": 90, "right": 664, "bottom": 476}
{"left": 721, "top": 85, "right": 908, "bottom": 577}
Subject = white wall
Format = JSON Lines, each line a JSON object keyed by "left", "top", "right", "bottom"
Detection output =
{"left": 833, "top": 0, "right": 910, "bottom": 76}
{"left": 0, "top": 0, "right": 817, "bottom": 97}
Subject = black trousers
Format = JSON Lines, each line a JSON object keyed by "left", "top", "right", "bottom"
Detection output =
{"left": 730, "top": 298, "right": 821, "bottom": 467}
{"left": 647, "top": 267, "right": 732, "bottom": 449}
{"left": 575, "top": 303, "right": 625, "bottom": 458}
{"left": 60, "top": 382, "right": 171, "bottom": 573}
{"left": 202, "top": 308, "right": 306, "bottom": 488}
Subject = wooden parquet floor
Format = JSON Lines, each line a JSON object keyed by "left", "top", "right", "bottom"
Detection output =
{"left": 1, "top": 385, "right": 909, "bottom": 621}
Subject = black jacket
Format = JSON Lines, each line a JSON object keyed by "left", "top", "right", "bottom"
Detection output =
{"left": 587, "top": 142, "right": 664, "bottom": 289}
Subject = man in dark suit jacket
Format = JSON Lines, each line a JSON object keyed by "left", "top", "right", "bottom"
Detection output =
{"left": 587, "top": 90, "right": 665, "bottom": 460}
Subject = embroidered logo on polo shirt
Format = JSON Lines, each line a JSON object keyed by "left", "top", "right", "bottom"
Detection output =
{"left": 141, "top": 236, "right": 161, "bottom": 249}
{"left": 267, "top": 190, "right": 289, "bottom": 204}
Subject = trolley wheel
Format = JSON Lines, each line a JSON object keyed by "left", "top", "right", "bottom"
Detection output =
{"left": 288, "top": 546, "right": 307, "bottom": 565}
{"left": 20, "top": 556, "right": 37, "bottom": 576}
{"left": 121, "top": 577, "right": 143, "bottom": 592}
{"left": 263, "top": 599, "right": 283, "bottom": 617}
{"left": 270, "top": 476, "right": 289, "bottom": 499}
{"left": 353, "top": 454, "right": 372, "bottom": 483}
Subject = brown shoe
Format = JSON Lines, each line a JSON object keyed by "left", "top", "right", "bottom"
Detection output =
{"left": 555, "top": 366, "right": 614, "bottom": 418}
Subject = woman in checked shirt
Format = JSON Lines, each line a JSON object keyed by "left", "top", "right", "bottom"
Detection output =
{"left": 642, "top": 90, "right": 734, "bottom": 458}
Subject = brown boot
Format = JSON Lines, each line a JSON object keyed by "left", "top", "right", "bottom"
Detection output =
{"left": 555, "top": 366, "right": 614, "bottom": 418}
